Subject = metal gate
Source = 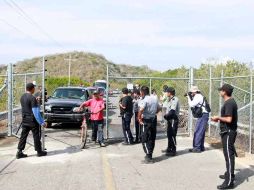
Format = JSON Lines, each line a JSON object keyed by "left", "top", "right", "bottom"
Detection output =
{"left": 105, "top": 66, "right": 193, "bottom": 140}
{"left": 5, "top": 57, "right": 46, "bottom": 150}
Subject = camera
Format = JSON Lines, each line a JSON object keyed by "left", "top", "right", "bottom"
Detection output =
{"left": 184, "top": 92, "right": 192, "bottom": 97}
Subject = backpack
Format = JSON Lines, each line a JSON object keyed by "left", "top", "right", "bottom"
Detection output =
{"left": 204, "top": 97, "right": 211, "bottom": 113}
{"left": 191, "top": 96, "right": 211, "bottom": 118}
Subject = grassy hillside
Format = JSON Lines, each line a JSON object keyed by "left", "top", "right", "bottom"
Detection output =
{"left": 0, "top": 51, "right": 154, "bottom": 84}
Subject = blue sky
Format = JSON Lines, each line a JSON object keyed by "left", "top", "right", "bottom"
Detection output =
{"left": 0, "top": 0, "right": 254, "bottom": 71}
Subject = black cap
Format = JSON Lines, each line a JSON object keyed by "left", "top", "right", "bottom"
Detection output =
{"left": 163, "top": 85, "right": 168, "bottom": 92}
{"left": 26, "top": 83, "right": 35, "bottom": 90}
{"left": 166, "top": 87, "right": 175, "bottom": 94}
{"left": 218, "top": 84, "right": 234, "bottom": 93}
{"left": 122, "top": 87, "right": 128, "bottom": 94}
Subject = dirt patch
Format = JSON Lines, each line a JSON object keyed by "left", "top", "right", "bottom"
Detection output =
{"left": 206, "top": 136, "right": 246, "bottom": 158}
{"left": 0, "top": 120, "right": 7, "bottom": 134}
{"left": 0, "top": 136, "right": 17, "bottom": 147}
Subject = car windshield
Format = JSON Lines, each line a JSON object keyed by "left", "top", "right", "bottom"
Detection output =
{"left": 95, "top": 82, "right": 106, "bottom": 89}
{"left": 52, "top": 89, "right": 87, "bottom": 100}
{"left": 87, "top": 89, "right": 96, "bottom": 94}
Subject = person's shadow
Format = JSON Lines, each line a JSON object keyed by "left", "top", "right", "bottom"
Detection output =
{"left": 234, "top": 165, "right": 254, "bottom": 188}
{"left": 153, "top": 148, "right": 191, "bottom": 163}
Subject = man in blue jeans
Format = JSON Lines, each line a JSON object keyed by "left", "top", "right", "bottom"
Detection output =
{"left": 187, "top": 86, "right": 209, "bottom": 153}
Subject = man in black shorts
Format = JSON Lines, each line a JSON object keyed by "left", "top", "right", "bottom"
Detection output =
{"left": 212, "top": 84, "right": 238, "bottom": 189}
{"left": 16, "top": 83, "right": 47, "bottom": 159}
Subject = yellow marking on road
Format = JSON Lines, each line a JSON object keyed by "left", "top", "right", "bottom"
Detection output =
{"left": 101, "top": 149, "right": 116, "bottom": 190}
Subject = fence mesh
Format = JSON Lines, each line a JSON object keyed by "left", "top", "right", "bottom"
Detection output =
{"left": 12, "top": 74, "right": 43, "bottom": 139}
{"left": 0, "top": 75, "right": 8, "bottom": 135}
{"left": 191, "top": 70, "right": 254, "bottom": 153}
{"left": 107, "top": 77, "right": 190, "bottom": 139}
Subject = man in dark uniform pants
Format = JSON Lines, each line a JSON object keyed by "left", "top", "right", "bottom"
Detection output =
{"left": 162, "top": 87, "right": 180, "bottom": 156}
{"left": 119, "top": 87, "right": 134, "bottom": 145}
{"left": 138, "top": 86, "right": 160, "bottom": 163}
{"left": 16, "top": 83, "right": 47, "bottom": 159}
{"left": 133, "top": 89, "right": 141, "bottom": 143}
{"left": 212, "top": 84, "right": 238, "bottom": 189}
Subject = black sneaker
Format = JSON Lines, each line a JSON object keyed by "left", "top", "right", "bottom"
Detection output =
{"left": 16, "top": 151, "right": 28, "bottom": 159}
{"left": 219, "top": 174, "right": 235, "bottom": 181}
{"left": 37, "top": 150, "right": 47, "bottom": 157}
{"left": 166, "top": 151, "right": 176, "bottom": 157}
{"left": 144, "top": 155, "right": 154, "bottom": 164}
{"left": 189, "top": 148, "right": 202, "bottom": 153}
{"left": 217, "top": 181, "right": 234, "bottom": 189}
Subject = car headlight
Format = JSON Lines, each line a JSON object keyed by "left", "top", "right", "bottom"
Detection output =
{"left": 45, "top": 105, "right": 51, "bottom": 111}
{"left": 73, "top": 107, "right": 83, "bottom": 112}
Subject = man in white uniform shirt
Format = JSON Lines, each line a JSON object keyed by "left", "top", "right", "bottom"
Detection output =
{"left": 138, "top": 86, "right": 160, "bottom": 163}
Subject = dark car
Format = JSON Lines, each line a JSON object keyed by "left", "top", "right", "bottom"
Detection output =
{"left": 44, "top": 87, "right": 89, "bottom": 127}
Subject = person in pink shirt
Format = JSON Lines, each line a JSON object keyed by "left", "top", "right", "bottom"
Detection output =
{"left": 79, "top": 90, "right": 106, "bottom": 147}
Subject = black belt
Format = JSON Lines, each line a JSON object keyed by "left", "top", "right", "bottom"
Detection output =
{"left": 143, "top": 117, "right": 156, "bottom": 122}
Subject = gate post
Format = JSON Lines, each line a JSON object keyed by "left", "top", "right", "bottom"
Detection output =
{"left": 215, "top": 70, "right": 224, "bottom": 136}
{"left": 249, "top": 62, "right": 253, "bottom": 154}
{"left": 106, "top": 64, "right": 109, "bottom": 139}
{"left": 208, "top": 66, "right": 212, "bottom": 137}
{"left": 41, "top": 57, "right": 46, "bottom": 150}
{"left": 24, "top": 74, "right": 27, "bottom": 92}
{"left": 149, "top": 78, "right": 152, "bottom": 94}
{"left": 188, "top": 67, "right": 194, "bottom": 137}
{"left": 7, "top": 63, "right": 13, "bottom": 136}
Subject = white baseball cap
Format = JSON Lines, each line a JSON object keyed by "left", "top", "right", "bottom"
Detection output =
{"left": 189, "top": 86, "right": 200, "bottom": 93}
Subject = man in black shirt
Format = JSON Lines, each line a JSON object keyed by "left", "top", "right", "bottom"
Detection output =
{"left": 119, "top": 87, "right": 134, "bottom": 145}
{"left": 212, "top": 84, "right": 238, "bottom": 189}
{"left": 16, "top": 83, "right": 47, "bottom": 159}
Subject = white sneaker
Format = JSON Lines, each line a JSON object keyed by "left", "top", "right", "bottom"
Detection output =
{"left": 100, "top": 143, "right": 106, "bottom": 147}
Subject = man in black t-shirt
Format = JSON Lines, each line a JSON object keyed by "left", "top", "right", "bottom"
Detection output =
{"left": 119, "top": 87, "right": 134, "bottom": 145}
{"left": 212, "top": 84, "right": 238, "bottom": 189}
{"left": 16, "top": 83, "right": 47, "bottom": 159}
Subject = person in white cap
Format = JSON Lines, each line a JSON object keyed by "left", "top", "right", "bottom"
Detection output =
{"left": 186, "top": 86, "right": 209, "bottom": 153}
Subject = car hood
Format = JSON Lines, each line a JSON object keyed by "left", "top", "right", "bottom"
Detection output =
{"left": 46, "top": 98, "right": 84, "bottom": 107}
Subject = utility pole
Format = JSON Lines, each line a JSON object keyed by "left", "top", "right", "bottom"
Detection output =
{"left": 64, "top": 54, "right": 77, "bottom": 86}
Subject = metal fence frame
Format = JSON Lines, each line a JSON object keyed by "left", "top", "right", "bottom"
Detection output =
{"left": 0, "top": 57, "right": 47, "bottom": 150}
{"left": 106, "top": 65, "right": 254, "bottom": 154}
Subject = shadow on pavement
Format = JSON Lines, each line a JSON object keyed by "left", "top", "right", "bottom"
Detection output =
{"left": 153, "top": 148, "right": 190, "bottom": 163}
{"left": 47, "top": 145, "right": 81, "bottom": 156}
{"left": 234, "top": 165, "right": 254, "bottom": 188}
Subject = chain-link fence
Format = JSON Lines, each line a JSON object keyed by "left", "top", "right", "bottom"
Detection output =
{"left": 0, "top": 59, "right": 46, "bottom": 149}
{"left": 1, "top": 62, "right": 253, "bottom": 154}
{"left": 0, "top": 74, "right": 8, "bottom": 136}
{"left": 106, "top": 66, "right": 254, "bottom": 154}
{"left": 106, "top": 75, "right": 191, "bottom": 140}
{"left": 12, "top": 73, "right": 44, "bottom": 136}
